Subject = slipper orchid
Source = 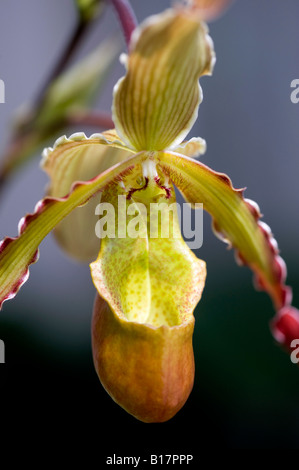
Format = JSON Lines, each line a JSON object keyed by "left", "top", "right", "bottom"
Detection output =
{"left": 0, "top": 7, "right": 298, "bottom": 422}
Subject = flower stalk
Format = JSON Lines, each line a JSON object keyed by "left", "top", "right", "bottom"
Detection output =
{"left": 110, "top": 0, "right": 138, "bottom": 46}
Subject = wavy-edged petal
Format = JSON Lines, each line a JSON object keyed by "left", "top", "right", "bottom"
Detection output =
{"left": 157, "top": 151, "right": 292, "bottom": 311}
{"left": 0, "top": 151, "right": 144, "bottom": 309}
{"left": 42, "top": 131, "right": 133, "bottom": 261}
{"left": 112, "top": 8, "right": 215, "bottom": 151}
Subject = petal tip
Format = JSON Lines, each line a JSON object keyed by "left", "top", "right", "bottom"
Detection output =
{"left": 271, "top": 306, "right": 299, "bottom": 351}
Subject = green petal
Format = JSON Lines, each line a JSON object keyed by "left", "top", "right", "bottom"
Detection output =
{"left": 90, "top": 169, "right": 206, "bottom": 327}
{"left": 42, "top": 131, "right": 134, "bottom": 262}
{"left": 112, "top": 8, "right": 215, "bottom": 151}
{"left": 157, "top": 151, "right": 291, "bottom": 310}
{"left": 0, "top": 151, "right": 144, "bottom": 309}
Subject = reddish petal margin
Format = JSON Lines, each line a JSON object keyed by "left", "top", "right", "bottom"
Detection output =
{"left": 156, "top": 151, "right": 295, "bottom": 314}
{"left": 0, "top": 152, "right": 145, "bottom": 309}
{"left": 270, "top": 306, "right": 299, "bottom": 352}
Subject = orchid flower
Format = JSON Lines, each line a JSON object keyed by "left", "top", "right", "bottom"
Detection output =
{"left": 0, "top": 6, "right": 298, "bottom": 423}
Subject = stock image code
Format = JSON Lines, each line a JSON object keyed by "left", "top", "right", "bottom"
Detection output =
{"left": 105, "top": 455, "right": 195, "bottom": 466}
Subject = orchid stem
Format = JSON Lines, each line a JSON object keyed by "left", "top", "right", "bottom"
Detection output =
{"left": 110, "top": 0, "right": 137, "bottom": 47}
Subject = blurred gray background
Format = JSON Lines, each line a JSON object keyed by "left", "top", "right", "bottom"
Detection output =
{"left": 1, "top": 0, "right": 299, "bottom": 450}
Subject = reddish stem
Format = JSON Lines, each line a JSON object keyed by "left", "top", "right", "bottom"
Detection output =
{"left": 110, "top": 0, "right": 137, "bottom": 47}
